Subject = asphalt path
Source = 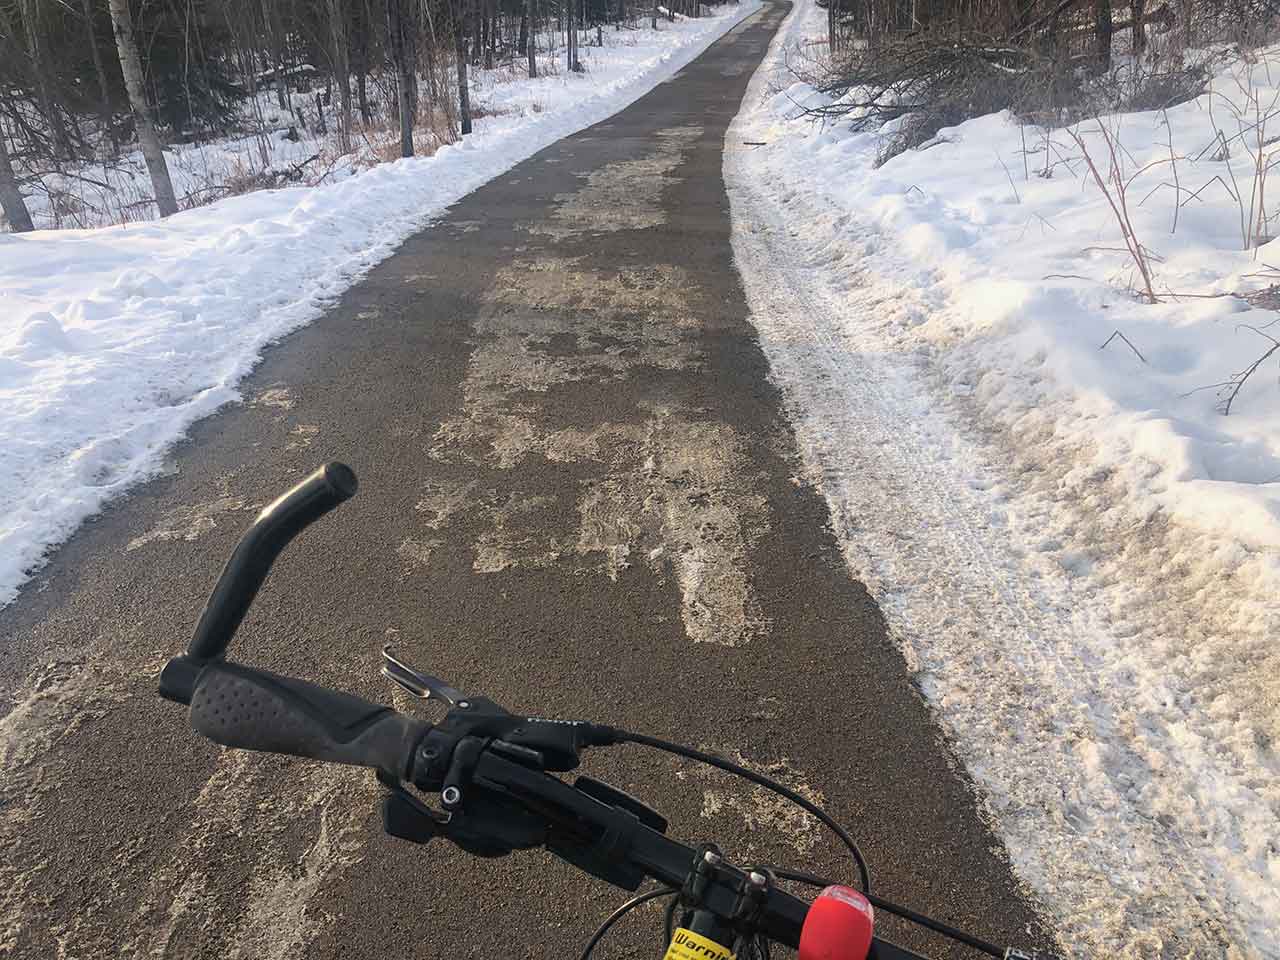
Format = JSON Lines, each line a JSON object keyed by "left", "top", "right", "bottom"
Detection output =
{"left": 0, "top": 6, "right": 1057, "bottom": 958}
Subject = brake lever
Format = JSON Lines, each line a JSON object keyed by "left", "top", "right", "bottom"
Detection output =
{"left": 381, "top": 646, "right": 467, "bottom": 707}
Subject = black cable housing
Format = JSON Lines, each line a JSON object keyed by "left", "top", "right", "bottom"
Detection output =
{"left": 614, "top": 730, "right": 873, "bottom": 894}
{"left": 579, "top": 887, "right": 677, "bottom": 960}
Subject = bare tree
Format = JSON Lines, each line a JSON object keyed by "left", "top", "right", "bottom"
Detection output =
{"left": 456, "top": 0, "right": 472, "bottom": 135}
{"left": 387, "top": 0, "right": 416, "bottom": 156}
{"left": 263, "top": 0, "right": 290, "bottom": 110}
{"left": 1095, "top": 0, "right": 1113, "bottom": 70}
{"left": 80, "top": 0, "right": 117, "bottom": 152}
{"left": 20, "top": 0, "right": 75, "bottom": 159}
{"left": 107, "top": 0, "right": 178, "bottom": 217}
{"left": 568, "top": 0, "right": 580, "bottom": 72}
{"left": 526, "top": 0, "right": 536, "bottom": 77}
{"left": 327, "top": 0, "right": 353, "bottom": 151}
{"left": 0, "top": 123, "right": 34, "bottom": 232}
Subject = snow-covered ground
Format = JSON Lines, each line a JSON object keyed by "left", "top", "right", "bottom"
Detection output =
{"left": 0, "top": 0, "right": 760, "bottom": 610}
{"left": 727, "top": 3, "right": 1280, "bottom": 957}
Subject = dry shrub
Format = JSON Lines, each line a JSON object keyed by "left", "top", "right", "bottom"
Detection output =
{"left": 1203, "top": 52, "right": 1280, "bottom": 250}
{"left": 422, "top": 104, "right": 460, "bottom": 146}
{"left": 800, "top": 0, "right": 1277, "bottom": 166}
{"left": 221, "top": 157, "right": 280, "bottom": 196}
{"left": 45, "top": 186, "right": 93, "bottom": 229}
{"left": 816, "top": 39, "right": 1213, "bottom": 167}
{"left": 1068, "top": 120, "right": 1160, "bottom": 303}
{"left": 800, "top": 32, "right": 1067, "bottom": 166}
{"left": 366, "top": 120, "right": 453, "bottom": 164}
{"left": 874, "top": 113, "right": 951, "bottom": 166}
{"left": 1121, "top": 63, "right": 1213, "bottom": 112}
{"left": 468, "top": 101, "right": 513, "bottom": 120}
{"left": 370, "top": 138, "right": 409, "bottom": 165}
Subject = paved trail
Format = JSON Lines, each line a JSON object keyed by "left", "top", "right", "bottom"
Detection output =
{"left": 0, "top": 6, "right": 1056, "bottom": 958}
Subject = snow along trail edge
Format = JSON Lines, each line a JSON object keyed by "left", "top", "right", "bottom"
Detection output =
{"left": 725, "top": 2, "right": 1280, "bottom": 958}
{"left": 0, "top": 0, "right": 760, "bottom": 611}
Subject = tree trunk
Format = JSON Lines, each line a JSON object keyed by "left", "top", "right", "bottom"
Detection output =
{"left": 652, "top": 0, "right": 657, "bottom": 30}
{"left": 81, "top": 0, "right": 117, "bottom": 152}
{"left": 387, "top": 0, "right": 415, "bottom": 157}
{"left": 403, "top": 2, "right": 418, "bottom": 132}
{"left": 568, "top": 0, "right": 580, "bottom": 72}
{"left": 1095, "top": 0, "right": 1113, "bottom": 70}
{"left": 483, "top": 0, "right": 493, "bottom": 69}
{"left": 327, "top": 0, "right": 352, "bottom": 150}
{"left": 108, "top": 0, "right": 178, "bottom": 217}
{"left": 0, "top": 126, "right": 34, "bottom": 233}
{"left": 353, "top": 0, "right": 372, "bottom": 125}
{"left": 357, "top": 70, "right": 370, "bottom": 127}
{"left": 264, "top": 0, "right": 290, "bottom": 110}
{"left": 1132, "top": 0, "right": 1147, "bottom": 53}
{"left": 456, "top": 0, "right": 472, "bottom": 135}
{"left": 21, "top": 0, "right": 74, "bottom": 160}
{"left": 525, "top": 0, "right": 537, "bottom": 77}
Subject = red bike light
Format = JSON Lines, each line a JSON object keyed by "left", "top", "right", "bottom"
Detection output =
{"left": 798, "top": 885, "right": 875, "bottom": 960}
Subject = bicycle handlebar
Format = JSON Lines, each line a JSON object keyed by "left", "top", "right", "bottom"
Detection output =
{"left": 159, "top": 462, "right": 357, "bottom": 705}
{"left": 189, "top": 661, "right": 427, "bottom": 779}
{"left": 177, "top": 660, "right": 926, "bottom": 959}
{"left": 157, "top": 464, "right": 1030, "bottom": 960}
{"left": 191, "top": 462, "right": 356, "bottom": 661}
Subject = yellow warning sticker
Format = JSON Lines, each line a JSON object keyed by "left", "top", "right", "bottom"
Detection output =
{"left": 662, "top": 928, "right": 736, "bottom": 960}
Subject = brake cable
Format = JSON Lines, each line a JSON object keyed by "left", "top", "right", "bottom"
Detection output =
{"left": 608, "top": 730, "right": 873, "bottom": 895}
{"left": 578, "top": 886, "right": 679, "bottom": 960}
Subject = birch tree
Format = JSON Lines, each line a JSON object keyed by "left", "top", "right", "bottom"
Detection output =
{"left": 108, "top": 0, "right": 179, "bottom": 217}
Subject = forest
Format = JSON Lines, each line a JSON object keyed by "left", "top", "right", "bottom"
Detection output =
{"left": 0, "top": 0, "right": 711, "bottom": 230}
{"left": 3, "top": 0, "right": 1278, "bottom": 232}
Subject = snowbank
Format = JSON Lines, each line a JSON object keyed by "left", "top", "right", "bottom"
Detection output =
{"left": 728, "top": 2, "right": 1280, "bottom": 957}
{"left": 771, "top": 48, "right": 1280, "bottom": 554}
{"left": 0, "top": 1, "right": 760, "bottom": 610}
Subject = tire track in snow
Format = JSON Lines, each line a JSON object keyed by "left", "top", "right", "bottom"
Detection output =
{"left": 724, "top": 14, "right": 1277, "bottom": 953}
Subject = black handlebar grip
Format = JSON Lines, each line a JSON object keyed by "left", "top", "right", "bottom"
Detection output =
{"left": 187, "top": 463, "right": 357, "bottom": 662}
{"left": 189, "top": 662, "right": 428, "bottom": 778}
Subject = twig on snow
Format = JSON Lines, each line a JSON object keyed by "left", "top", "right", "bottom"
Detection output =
{"left": 1099, "top": 329, "right": 1148, "bottom": 363}
{"left": 997, "top": 150, "right": 1021, "bottom": 203}
{"left": 1218, "top": 325, "right": 1280, "bottom": 415}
